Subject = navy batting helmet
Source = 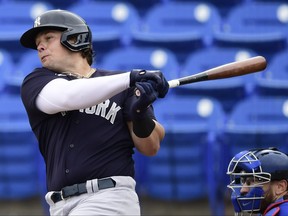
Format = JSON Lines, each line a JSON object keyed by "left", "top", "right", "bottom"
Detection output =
{"left": 20, "top": 9, "right": 92, "bottom": 51}
{"left": 227, "top": 147, "right": 288, "bottom": 214}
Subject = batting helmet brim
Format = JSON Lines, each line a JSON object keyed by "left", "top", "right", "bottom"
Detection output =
{"left": 20, "top": 26, "right": 67, "bottom": 50}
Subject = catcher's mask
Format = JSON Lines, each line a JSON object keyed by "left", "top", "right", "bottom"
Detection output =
{"left": 20, "top": 9, "right": 92, "bottom": 52}
{"left": 226, "top": 148, "right": 288, "bottom": 215}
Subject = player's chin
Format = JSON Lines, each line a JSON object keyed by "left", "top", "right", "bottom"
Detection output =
{"left": 42, "top": 63, "right": 54, "bottom": 72}
{"left": 41, "top": 61, "right": 55, "bottom": 70}
{"left": 40, "top": 59, "right": 48, "bottom": 67}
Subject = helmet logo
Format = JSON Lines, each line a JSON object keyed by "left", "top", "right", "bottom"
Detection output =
{"left": 34, "top": 16, "right": 41, "bottom": 27}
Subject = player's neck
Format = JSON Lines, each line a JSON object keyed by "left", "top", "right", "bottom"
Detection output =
{"left": 62, "top": 67, "right": 96, "bottom": 79}
{"left": 61, "top": 58, "right": 95, "bottom": 78}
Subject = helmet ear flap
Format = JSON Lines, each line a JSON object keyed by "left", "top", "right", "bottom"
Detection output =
{"left": 61, "top": 31, "right": 91, "bottom": 51}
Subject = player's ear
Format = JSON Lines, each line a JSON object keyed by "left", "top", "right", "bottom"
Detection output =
{"left": 274, "top": 180, "right": 288, "bottom": 195}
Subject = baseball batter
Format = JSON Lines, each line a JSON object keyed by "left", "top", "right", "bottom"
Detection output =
{"left": 19, "top": 10, "right": 169, "bottom": 216}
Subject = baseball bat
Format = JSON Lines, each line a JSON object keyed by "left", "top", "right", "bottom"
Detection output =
{"left": 168, "top": 56, "right": 267, "bottom": 88}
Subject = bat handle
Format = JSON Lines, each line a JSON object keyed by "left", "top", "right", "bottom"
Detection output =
{"left": 168, "top": 79, "right": 180, "bottom": 88}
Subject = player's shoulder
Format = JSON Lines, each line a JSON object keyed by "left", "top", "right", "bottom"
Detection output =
{"left": 264, "top": 200, "right": 288, "bottom": 216}
{"left": 22, "top": 67, "right": 68, "bottom": 89}
{"left": 25, "top": 67, "right": 70, "bottom": 80}
{"left": 25, "top": 67, "right": 55, "bottom": 77}
{"left": 279, "top": 200, "right": 288, "bottom": 216}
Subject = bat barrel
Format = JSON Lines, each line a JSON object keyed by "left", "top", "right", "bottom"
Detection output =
{"left": 168, "top": 56, "right": 267, "bottom": 88}
{"left": 206, "top": 56, "right": 267, "bottom": 80}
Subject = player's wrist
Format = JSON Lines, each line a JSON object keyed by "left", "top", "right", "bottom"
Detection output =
{"left": 132, "top": 115, "right": 156, "bottom": 138}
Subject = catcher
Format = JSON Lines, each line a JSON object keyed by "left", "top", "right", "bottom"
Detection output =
{"left": 227, "top": 147, "right": 288, "bottom": 216}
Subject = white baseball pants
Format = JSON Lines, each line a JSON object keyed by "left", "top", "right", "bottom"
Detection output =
{"left": 45, "top": 176, "right": 140, "bottom": 216}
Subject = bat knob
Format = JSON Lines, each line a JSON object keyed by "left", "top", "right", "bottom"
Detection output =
{"left": 135, "top": 88, "right": 141, "bottom": 97}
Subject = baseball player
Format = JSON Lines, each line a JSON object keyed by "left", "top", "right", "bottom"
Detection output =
{"left": 227, "top": 147, "right": 288, "bottom": 216}
{"left": 19, "top": 9, "right": 169, "bottom": 216}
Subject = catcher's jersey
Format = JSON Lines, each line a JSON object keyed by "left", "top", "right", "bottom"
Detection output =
{"left": 263, "top": 198, "right": 288, "bottom": 216}
{"left": 21, "top": 67, "right": 155, "bottom": 191}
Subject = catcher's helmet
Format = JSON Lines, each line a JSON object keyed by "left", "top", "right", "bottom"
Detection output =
{"left": 227, "top": 147, "right": 288, "bottom": 214}
{"left": 20, "top": 9, "right": 92, "bottom": 51}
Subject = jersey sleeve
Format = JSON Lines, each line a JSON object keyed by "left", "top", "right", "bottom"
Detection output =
{"left": 20, "top": 67, "right": 64, "bottom": 128}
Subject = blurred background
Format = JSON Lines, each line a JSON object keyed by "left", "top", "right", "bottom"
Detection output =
{"left": 0, "top": 0, "right": 288, "bottom": 215}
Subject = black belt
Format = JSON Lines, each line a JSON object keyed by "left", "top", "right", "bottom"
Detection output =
{"left": 51, "top": 178, "right": 116, "bottom": 203}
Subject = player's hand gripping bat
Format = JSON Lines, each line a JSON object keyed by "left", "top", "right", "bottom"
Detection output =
{"left": 168, "top": 56, "right": 267, "bottom": 88}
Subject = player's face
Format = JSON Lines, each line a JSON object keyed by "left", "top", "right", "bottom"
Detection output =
{"left": 35, "top": 30, "right": 76, "bottom": 72}
{"left": 240, "top": 176, "right": 277, "bottom": 213}
{"left": 239, "top": 176, "right": 261, "bottom": 193}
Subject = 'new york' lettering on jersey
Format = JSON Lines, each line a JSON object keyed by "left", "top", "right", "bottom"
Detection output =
{"left": 79, "top": 99, "right": 121, "bottom": 124}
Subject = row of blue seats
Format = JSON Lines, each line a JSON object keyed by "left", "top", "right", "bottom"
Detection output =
{"left": 1, "top": 1, "right": 288, "bottom": 63}
{"left": 1, "top": 44, "right": 288, "bottom": 113}
{"left": 0, "top": 0, "right": 285, "bottom": 14}
{"left": 0, "top": 94, "right": 42, "bottom": 199}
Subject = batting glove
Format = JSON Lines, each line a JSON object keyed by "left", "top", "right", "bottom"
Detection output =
{"left": 131, "top": 81, "right": 158, "bottom": 120}
{"left": 129, "top": 69, "right": 169, "bottom": 98}
{"left": 153, "top": 71, "right": 169, "bottom": 98}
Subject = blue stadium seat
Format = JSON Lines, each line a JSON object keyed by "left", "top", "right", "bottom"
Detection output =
{"left": 68, "top": 1, "right": 140, "bottom": 61}
{"left": 213, "top": 2, "right": 288, "bottom": 60}
{"left": 0, "top": 49, "right": 14, "bottom": 94}
{"left": 255, "top": 49, "right": 288, "bottom": 96}
{"left": 147, "top": 95, "right": 226, "bottom": 215}
{"left": 0, "top": 1, "right": 53, "bottom": 61}
{"left": 0, "top": 0, "right": 67, "bottom": 9}
{"left": 223, "top": 95, "right": 288, "bottom": 163}
{"left": 167, "top": 0, "right": 244, "bottom": 4}
{"left": 131, "top": 2, "right": 222, "bottom": 63}
{"left": 99, "top": 46, "right": 180, "bottom": 82}
{"left": 4, "top": 178, "right": 38, "bottom": 199}
{"left": 175, "top": 47, "right": 259, "bottom": 113}
{"left": 85, "top": 0, "right": 161, "bottom": 16}
{"left": 5, "top": 50, "right": 40, "bottom": 94}
{"left": 0, "top": 95, "right": 30, "bottom": 130}
{"left": 167, "top": 0, "right": 245, "bottom": 16}
{"left": 0, "top": 95, "right": 39, "bottom": 199}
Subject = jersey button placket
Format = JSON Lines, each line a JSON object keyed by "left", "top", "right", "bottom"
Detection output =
{"left": 66, "top": 144, "right": 74, "bottom": 174}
